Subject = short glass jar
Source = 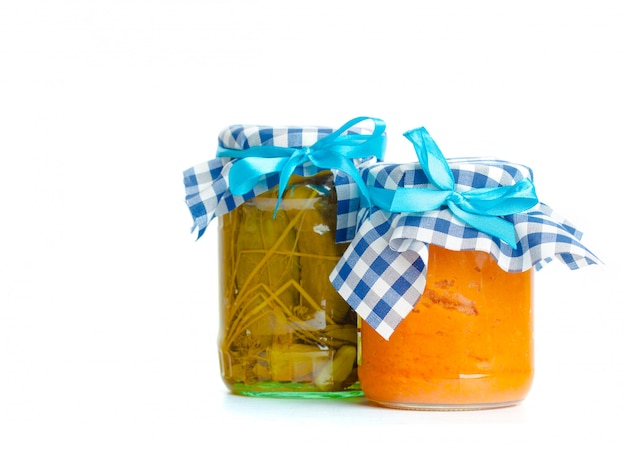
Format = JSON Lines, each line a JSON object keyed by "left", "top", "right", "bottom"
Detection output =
{"left": 218, "top": 172, "right": 361, "bottom": 397}
{"left": 358, "top": 245, "right": 533, "bottom": 410}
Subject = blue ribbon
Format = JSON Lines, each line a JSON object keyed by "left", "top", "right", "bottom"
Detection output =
{"left": 217, "top": 117, "right": 386, "bottom": 216}
{"left": 367, "top": 127, "right": 538, "bottom": 249}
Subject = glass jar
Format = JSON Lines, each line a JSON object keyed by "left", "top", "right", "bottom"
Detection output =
{"left": 358, "top": 245, "right": 533, "bottom": 410}
{"left": 218, "top": 171, "right": 361, "bottom": 397}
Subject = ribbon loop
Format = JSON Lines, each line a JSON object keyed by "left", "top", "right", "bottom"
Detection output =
{"left": 403, "top": 127, "right": 455, "bottom": 191}
{"left": 366, "top": 127, "right": 539, "bottom": 249}
{"left": 218, "top": 117, "right": 386, "bottom": 215}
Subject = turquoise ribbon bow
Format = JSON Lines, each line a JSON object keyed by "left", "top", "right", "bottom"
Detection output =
{"left": 217, "top": 117, "right": 386, "bottom": 215}
{"left": 367, "top": 127, "right": 538, "bottom": 249}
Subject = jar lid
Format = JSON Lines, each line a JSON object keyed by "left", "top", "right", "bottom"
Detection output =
{"left": 183, "top": 117, "right": 386, "bottom": 239}
{"left": 330, "top": 127, "right": 601, "bottom": 339}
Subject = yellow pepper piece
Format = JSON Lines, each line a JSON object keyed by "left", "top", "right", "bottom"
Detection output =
{"left": 313, "top": 345, "right": 357, "bottom": 391}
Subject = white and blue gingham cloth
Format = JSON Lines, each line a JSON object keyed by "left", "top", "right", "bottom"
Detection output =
{"left": 183, "top": 121, "right": 383, "bottom": 241}
{"left": 329, "top": 159, "right": 601, "bottom": 340}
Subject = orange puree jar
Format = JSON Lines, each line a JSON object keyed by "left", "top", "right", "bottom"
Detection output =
{"left": 330, "top": 126, "right": 599, "bottom": 411}
{"left": 359, "top": 245, "right": 533, "bottom": 410}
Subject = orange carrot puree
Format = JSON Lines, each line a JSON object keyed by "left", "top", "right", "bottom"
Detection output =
{"left": 359, "top": 245, "right": 533, "bottom": 409}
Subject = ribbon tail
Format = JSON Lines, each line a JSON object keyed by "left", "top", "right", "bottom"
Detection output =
{"left": 228, "top": 157, "right": 287, "bottom": 196}
{"left": 272, "top": 151, "right": 308, "bottom": 217}
{"left": 310, "top": 149, "right": 373, "bottom": 208}
{"left": 462, "top": 178, "right": 539, "bottom": 216}
{"left": 448, "top": 202, "right": 519, "bottom": 248}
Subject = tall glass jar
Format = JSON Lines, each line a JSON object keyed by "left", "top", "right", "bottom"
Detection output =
{"left": 218, "top": 171, "right": 361, "bottom": 397}
{"left": 358, "top": 245, "right": 533, "bottom": 410}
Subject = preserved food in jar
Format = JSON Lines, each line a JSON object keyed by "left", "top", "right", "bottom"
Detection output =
{"left": 328, "top": 125, "right": 599, "bottom": 411}
{"left": 359, "top": 245, "right": 533, "bottom": 410}
{"left": 218, "top": 172, "right": 361, "bottom": 397}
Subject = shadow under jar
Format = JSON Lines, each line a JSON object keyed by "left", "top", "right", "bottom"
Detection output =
{"left": 359, "top": 245, "right": 533, "bottom": 410}
{"left": 218, "top": 171, "right": 361, "bottom": 398}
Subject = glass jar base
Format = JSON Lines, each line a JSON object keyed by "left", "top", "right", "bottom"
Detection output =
{"left": 227, "top": 381, "right": 363, "bottom": 399}
{"left": 369, "top": 399, "right": 522, "bottom": 411}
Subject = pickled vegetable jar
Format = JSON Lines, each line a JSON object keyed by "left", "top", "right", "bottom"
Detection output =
{"left": 330, "top": 126, "right": 600, "bottom": 410}
{"left": 182, "top": 117, "right": 386, "bottom": 397}
{"left": 219, "top": 172, "right": 361, "bottom": 397}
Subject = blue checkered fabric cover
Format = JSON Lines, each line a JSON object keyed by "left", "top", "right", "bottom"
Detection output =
{"left": 329, "top": 158, "right": 601, "bottom": 339}
{"left": 183, "top": 124, "right": 378, "bottom": 240}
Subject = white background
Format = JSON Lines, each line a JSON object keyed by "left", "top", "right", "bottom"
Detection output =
{"left": 1, "top": 1, "right": 624, "bottom": 448}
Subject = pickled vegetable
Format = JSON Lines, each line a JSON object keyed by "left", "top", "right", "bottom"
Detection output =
{"left": 284, "top": 183, "right": 351, "bottom": 323}
{"left": 231, "top": 190, "right": 300, "bottom": 349}
{"left": 314, "top": 345, "right": 357, "bottom": 391}
{"left": 218, "top": 171, "right": 360, "bottom": 397}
